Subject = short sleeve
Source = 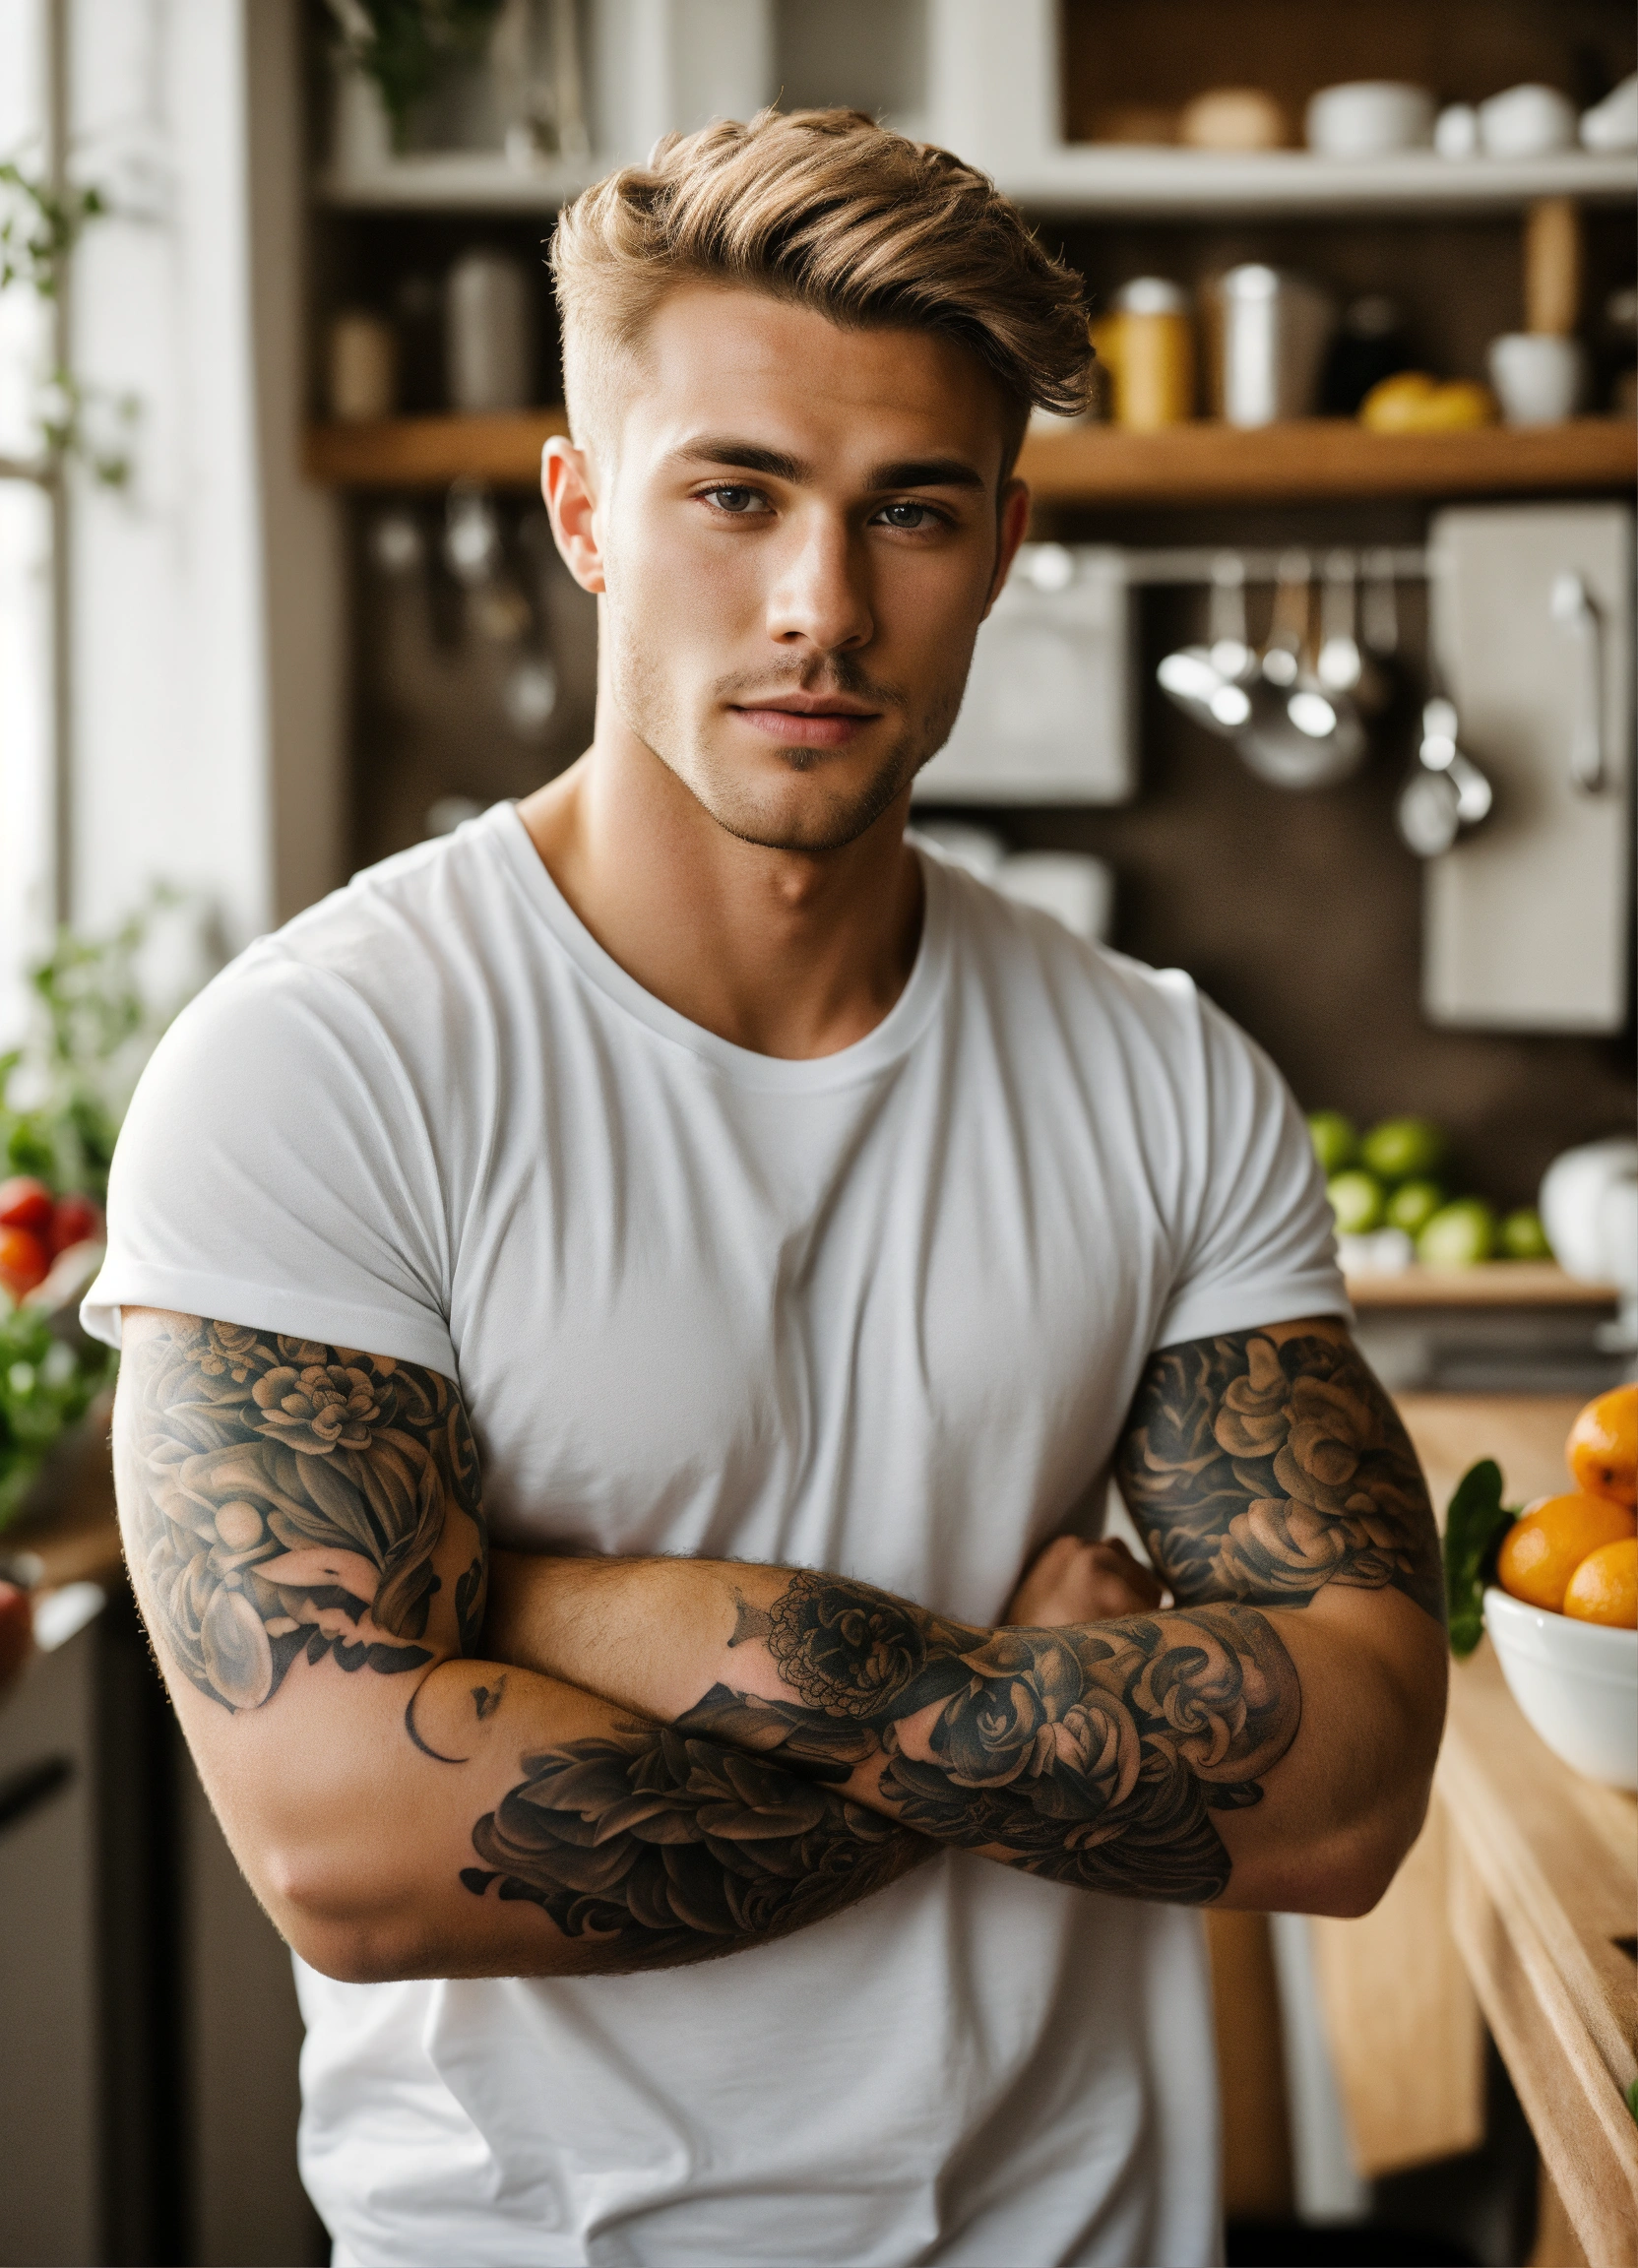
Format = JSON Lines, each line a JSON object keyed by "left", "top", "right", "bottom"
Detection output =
{"left": 81, "top": 948, "right": 456, "bottom": 1378}
{"left": 1154, "top": 992, "right": 1349, "bottom": 1350}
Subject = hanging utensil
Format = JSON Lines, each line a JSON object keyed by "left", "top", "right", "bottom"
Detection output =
{"left": 1317, "top": 550, "right": 1390, "bottom": 715}
{"left": 1156, "top": 553, "right": 1261, "bottom": 735}
{"left": 1235, "top": 552, "right": 1368, "bottom": 788}
{"left": 1395, "top": 696, "right": 1494, "bottom": 855}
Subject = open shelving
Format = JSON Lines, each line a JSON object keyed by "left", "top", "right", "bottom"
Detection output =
{"left": 318, "top": 145, "right": 1638, "bottom": 220}
{"left": 303, "top": 412, "right": 1638, "bottom": 504}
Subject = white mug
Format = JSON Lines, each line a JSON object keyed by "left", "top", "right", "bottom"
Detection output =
{"left": 1478, "top": 84, "right": 1578, "bottom": 158}
{"left": 1486, "top": 333, "right": 1586, "bottom": 424}
{"left": 1305, "top": 82, "right": 1435, "bottom": 158}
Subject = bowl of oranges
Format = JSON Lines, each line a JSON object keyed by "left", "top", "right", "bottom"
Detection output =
{"left": 1482, "top": 1385, "right": 1636, "bottom": 1790}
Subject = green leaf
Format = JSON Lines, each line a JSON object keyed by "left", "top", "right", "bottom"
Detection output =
{"left": 1442, "top": 1459, "right": 1516, "bottom": 1659}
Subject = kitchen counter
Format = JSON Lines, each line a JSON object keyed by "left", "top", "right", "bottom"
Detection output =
{"left": 1315, "top": 1393, "right": 1637, "bottom": 2266}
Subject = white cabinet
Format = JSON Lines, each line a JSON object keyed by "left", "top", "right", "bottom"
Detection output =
{"left": 1424, "top": 503, "right": 1634, "bottom": 1034}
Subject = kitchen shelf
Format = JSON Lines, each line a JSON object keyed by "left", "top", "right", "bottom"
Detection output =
{"left": 304, "top": 412, "right": 1638, "bottom": 502}
{"left": 1347, "top": 1263, "right": 1619, "bottom": 1309}
{"left": 317, "top": 146, "right": 1638, "bottom": 219}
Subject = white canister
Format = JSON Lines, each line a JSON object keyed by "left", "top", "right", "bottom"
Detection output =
{"left": 1486, "top": 333, "right": 1587, "bottom": 424}
{"left": 446, "top": 250, "right": 536, "bottom": 413}
{"left": 1305, "top": 81, "right": 1436, "bottom": 158}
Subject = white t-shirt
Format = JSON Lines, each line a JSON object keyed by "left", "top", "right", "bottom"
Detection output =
{"left": 85, "top": 802, "right": 1346, "bottom": 2268}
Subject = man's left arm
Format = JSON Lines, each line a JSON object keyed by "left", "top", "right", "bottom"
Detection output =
{"left": 486, "top": 1319, "right": 1446, "bottom": 1916}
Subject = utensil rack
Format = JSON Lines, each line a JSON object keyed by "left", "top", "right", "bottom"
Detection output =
{"left": 1116, "top": 545, "right": 1429, "bottom": 586}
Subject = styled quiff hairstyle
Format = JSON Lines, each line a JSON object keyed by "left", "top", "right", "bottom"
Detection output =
{"left": 549, "top": 107, "right": 1094, "bottom": 474}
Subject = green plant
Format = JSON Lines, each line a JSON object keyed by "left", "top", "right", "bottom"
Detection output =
{"left": 326, "top": 0, "right": 509, "bottom": 148}
{"left": 0, "top": 901, "right": 164, "bottom": 1202}
{"left": 0, "top": 897, "right": 183, "bottom": 1533}
{"left": 0, "top": 1301, "right": 115, "bottom": 1532}
{"left": 0, "top": 156, "right": 135, "bottom": 483}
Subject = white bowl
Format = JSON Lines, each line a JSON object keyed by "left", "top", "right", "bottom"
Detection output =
{"left": 1306, "top": 82, "right": 1435, "bottom": 158}
{"left": 1483, "top": 1585, "right": 1637, "bottom": 1789}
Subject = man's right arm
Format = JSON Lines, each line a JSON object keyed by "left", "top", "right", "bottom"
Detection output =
{"left": 114, "top": 1309, "right": 927, "bottom": 1982}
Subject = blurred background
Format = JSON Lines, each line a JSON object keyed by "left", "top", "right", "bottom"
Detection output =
{"left": 0, "top": 4, "right": 1633, "bottom": 2264}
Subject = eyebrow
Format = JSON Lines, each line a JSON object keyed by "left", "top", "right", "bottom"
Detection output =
{"left": 668, "top": 437, "right": 988, "bottom": 493}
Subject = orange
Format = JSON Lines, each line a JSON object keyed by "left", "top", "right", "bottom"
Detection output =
{"left": 1496, "top": 1491, "right": 1636, "bottom": 1612}
{"left": 1563, "top": 1537, "right": 1638, "bottom": 1629}
{"left": 1566, "top": 1384, "right": 1638, "bottom": 1509}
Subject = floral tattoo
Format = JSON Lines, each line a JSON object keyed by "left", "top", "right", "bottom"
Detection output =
{"left": 461, "top": 1724, "right": 922, "bottom": 1966}
{"left": 1116, "top": 1328, "right": 1443, "bottom": 1624}
{"left": 120, "top": 1317, "right": 484, "bottom": 1712}
{"left": 661, "top": 1572, "right": 1300, "bottom": 1906}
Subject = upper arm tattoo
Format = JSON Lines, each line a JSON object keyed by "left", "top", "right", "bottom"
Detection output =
{"left": 1115, "top": 1327, "right": 1443, "bottom": 1624}
{"left": 121, "top": 1316, "right": 484, "bottom": 1712}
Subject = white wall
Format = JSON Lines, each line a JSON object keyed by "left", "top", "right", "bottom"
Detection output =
{"left": 68, "top": 0, "right": 343, "bottom": 954}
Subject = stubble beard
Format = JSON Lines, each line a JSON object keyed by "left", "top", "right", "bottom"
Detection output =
{"left": 608, "top": 618, "right": 966, "bottom": 855}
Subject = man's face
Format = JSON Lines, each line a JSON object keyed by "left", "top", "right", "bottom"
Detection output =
{"left": 556, "top": 285, "right": 1027, "bottom": 854}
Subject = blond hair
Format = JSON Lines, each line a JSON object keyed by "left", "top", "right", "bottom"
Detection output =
{"left": 550, "top": 108, "right": 1093, "bottom": 472}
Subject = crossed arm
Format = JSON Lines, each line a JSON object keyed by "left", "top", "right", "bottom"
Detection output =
{"left": 114, "top": 1308, "right": 1444, "bottom": 1981}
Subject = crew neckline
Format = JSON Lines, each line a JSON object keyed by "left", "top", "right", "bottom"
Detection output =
{"left": 484, "top": 799, "right": 951, "bottom": 1094}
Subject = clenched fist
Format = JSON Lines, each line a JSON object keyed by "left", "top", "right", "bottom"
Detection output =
{"left": 1003, "top": 1534, "right": 1163, "bottom": 1628}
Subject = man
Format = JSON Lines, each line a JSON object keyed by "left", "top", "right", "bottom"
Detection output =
{"left": 85, "top": 110, "right": 1445, "bottom": 2268}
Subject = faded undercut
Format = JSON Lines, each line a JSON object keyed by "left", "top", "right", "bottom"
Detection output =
{"left": 549, "top": 107, "right": 1095, "bottom": 476}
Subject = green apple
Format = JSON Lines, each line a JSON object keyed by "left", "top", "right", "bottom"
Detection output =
{"left": 1417, "top": 1199, "right": 1496, "bottom": 1269}
{"left": 1499, "top": 1207, "right": 1552, "bottom": 1261}
{"left": 1360, "top": 1116, "right": 1448, "bottom": 1184}
{"left": 1384, "top": 1178, "right": 1445, "bottom": 1236}
{"left": 1306, "top": 1110, "right": 1357, "bottom": 1175}
{"left": 1328, "top": 1169, "right": 1385, "bottom": 1236}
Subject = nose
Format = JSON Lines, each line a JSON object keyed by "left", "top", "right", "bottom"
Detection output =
{"left": 765, "top": 507, "right": 873, "bottom": 657}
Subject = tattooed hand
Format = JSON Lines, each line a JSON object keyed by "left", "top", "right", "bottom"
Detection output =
{"left": 1115, "top": 1324, "right": 1443, "bottom": 1624}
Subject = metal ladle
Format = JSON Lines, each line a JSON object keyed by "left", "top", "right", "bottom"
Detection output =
{"left": 1235, "top": 551, "right": 1367, "bottom": 789}
{"left": 1317, "top": 550, "right": 1390, "bottom": 716}
{"left": 1395, "top": 696, "right": 1493, "bottom": 856}
{"left": 1156, "top": 554, "right": 1262, "bottom": 736}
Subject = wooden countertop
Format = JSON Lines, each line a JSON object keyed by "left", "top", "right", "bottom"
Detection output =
{"left": 1397, "top": 1394, "right": 1637, "bottom": 2264}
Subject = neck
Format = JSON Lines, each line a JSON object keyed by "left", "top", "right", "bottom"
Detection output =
{"left": 516, "top": 720, "right": 923, "bottom": 1062}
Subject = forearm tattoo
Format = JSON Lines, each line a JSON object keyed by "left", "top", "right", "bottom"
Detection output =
{"left": 661, "top": 1576, "right": 1300, "bottom": 1906}
{"left": 461, "top": 1721, "right": 925, "bottom": 1967}
{"left": 1116, "top": 1328, "right": 1443, "bottom": 1624}
{"left": 121, "top": 1317, "right": 485, "bottom": 1712}
{"left": 122, "top": 1316, "right": 925, "bottom": 1967}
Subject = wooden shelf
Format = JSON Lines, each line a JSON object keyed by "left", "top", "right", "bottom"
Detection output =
{"left": 304, "top": 411, "right": 1637, "bottom": 503}
{"left": 1019, "top": 417, "right": 1637, "bottom": 506}
{"left": 1347, "top": 1262, "right": 1620, "bottom": 1310}
{"left": 317, "top": 147, "right": 1638, "bottom": 219}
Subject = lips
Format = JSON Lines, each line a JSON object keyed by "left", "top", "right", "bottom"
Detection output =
{"left": 729, "top": 695, "right": 882, "bottom": 748}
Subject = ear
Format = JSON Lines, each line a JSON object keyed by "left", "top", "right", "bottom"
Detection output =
{"left": 982, "top": 477, "right": 1031, "bottom": 619}
{"left": 542, "top": 435, "right": 605, "bottom": 595}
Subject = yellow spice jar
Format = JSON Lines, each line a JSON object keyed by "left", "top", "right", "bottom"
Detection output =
{"left": 1091, "top": 279, "right": 1197, "bottom": 429}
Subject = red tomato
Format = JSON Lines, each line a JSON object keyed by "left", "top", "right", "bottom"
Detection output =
{"left": 48, "top": 1194, "right": 102, "bottom": 1255}
{"left": 0, "top": 1176, "right": 53, "bottom": 1232}
{"left": 0, "top": 1224, "right": 49, "bottom": 1297}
